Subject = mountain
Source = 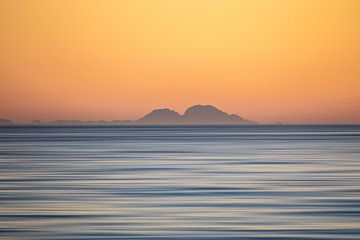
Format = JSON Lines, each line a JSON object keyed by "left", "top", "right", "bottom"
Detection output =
{"left": 183, "top": 105, "right": 249, "bottom": 124}
{"left": 136, "top": 108, "right": 181, "bottom": 124}
{"left": 136, "top": 105, "right": 254, "bottom": 124}
{"left": 0, "top": 118, "right": 13, "bottom": 124}
{"left": 7, "top": 105, "right": 254, "bottom": 125}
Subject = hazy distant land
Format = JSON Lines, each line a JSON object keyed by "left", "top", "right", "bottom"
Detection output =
{"left": 0, "top": 119, "right": 13, "bottom": 124}
{"left": 0, "top": 105, "right": 255, "bottom": 125}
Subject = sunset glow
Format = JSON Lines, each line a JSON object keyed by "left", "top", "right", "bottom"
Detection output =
{"left": 1, "top": 0, "right": 359, "bottom": 123}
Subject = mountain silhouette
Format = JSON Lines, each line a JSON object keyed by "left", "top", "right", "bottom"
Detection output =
{"left": 136, "top": 108, "right": 181, "bottom": 124}
{"left": 4, "top": 105, "right": 254, "bottom": 125}
{"left": 136, "top": 105, "right": 254, "bottom": 124}
{"left": 183, "top": 105, "right": 248, "bottom": 124}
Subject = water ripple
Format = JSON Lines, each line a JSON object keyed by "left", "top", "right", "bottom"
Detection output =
{"left": 1, "top": 125, "right": 360, "bottom": 239}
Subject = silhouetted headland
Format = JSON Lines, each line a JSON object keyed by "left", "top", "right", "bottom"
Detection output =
{"left": 136, "top": 108, "right": 181, "bottom": 124}
{"left": 0, "top": 105, "right": 255, "bottom": 125}
{"left": 136, "top": 105, "right": 254, "bottom": 124}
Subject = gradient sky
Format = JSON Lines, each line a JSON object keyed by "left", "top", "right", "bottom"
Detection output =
{"left": 1, "top": 0, "right": 359, "bottom": 123}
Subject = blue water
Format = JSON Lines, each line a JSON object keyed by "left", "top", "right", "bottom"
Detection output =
{"left": 1, "top": 125, "right": 360, "bottom": 240}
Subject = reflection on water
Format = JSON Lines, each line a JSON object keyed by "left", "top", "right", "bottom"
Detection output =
{"left": 1, "top": 125, "right": 360, "bottom": 239}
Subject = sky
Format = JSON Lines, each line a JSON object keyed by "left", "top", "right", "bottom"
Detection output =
{"left": 0, "top": 0, "right": 359, "bottom": 123}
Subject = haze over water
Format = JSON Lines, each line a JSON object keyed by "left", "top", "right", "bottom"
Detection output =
{"left": 1, "top": 125, "right": 360, "bottom": 239}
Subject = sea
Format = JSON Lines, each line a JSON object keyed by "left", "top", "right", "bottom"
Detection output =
{"left": 1, "top": 124, "right": 360, "bottom": 240}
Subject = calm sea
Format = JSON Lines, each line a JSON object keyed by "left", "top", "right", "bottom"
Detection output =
{"left": 1, "top": 125, "right": 360, "bottom": 239}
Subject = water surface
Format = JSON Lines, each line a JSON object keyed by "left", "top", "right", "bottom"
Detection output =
{"left": 1, "top": 125, "right": 360, "bottom": 239}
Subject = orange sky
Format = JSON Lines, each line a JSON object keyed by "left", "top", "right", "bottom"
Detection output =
{"left": 1, "top": 0, "right": 359, "bottom": 123}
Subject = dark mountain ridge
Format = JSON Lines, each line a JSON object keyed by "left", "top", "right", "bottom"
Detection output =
{"left": 1, "top": 105, "right": 255, "bottom": 125}
{"left": 136, "top": 105, "right": 254, "bottom": 124}
{"left": 136, "top": 108, "right": 181, "bottom": 124}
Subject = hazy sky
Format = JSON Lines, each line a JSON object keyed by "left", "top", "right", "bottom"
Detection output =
{"left": 1, "top": 0, "right": 359, "bottom": 123}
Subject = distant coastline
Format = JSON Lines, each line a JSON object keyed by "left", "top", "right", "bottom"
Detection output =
{"left": 0, "top": 105, "right": 255, "bottom": 125}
